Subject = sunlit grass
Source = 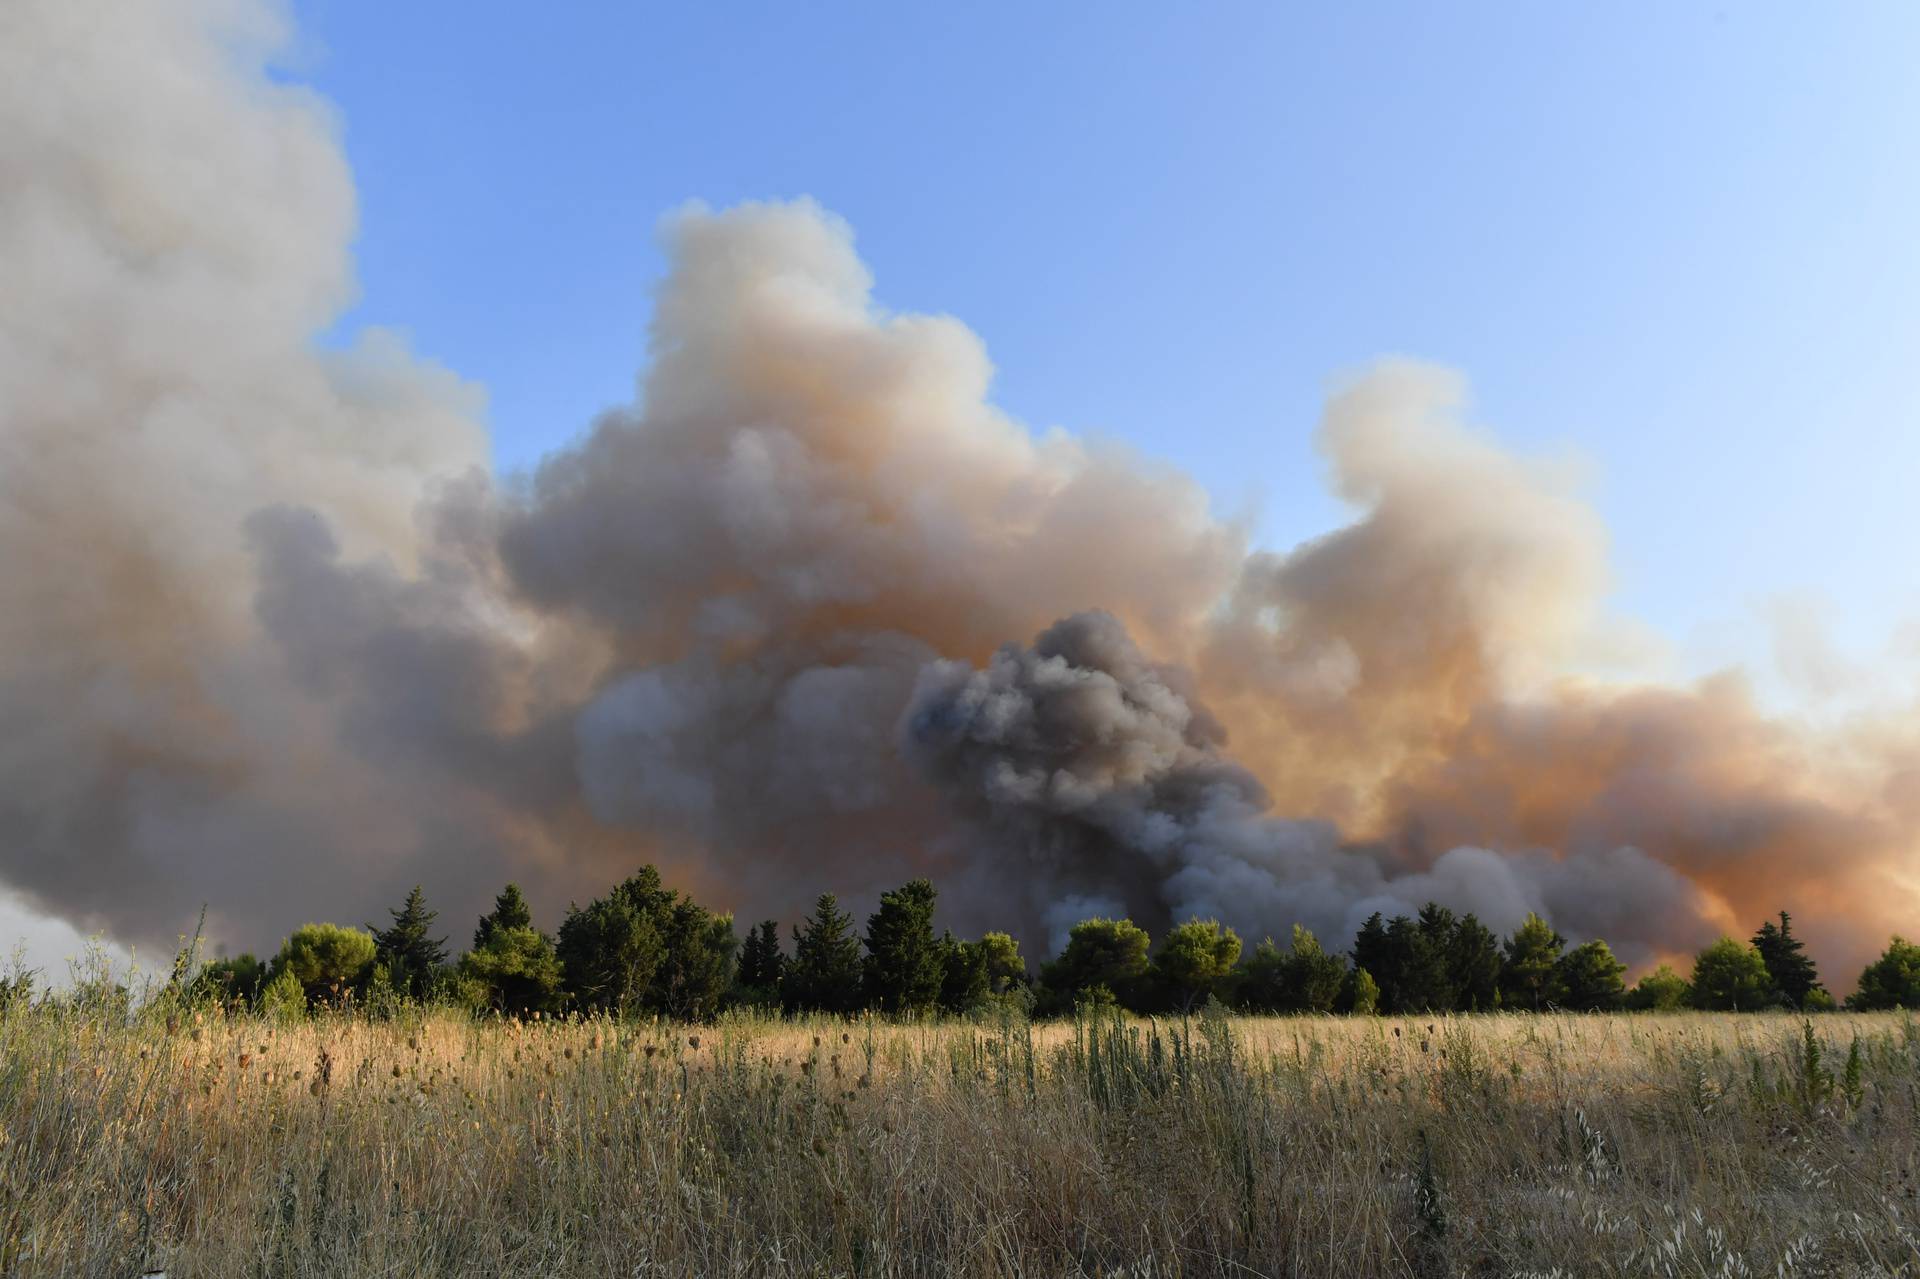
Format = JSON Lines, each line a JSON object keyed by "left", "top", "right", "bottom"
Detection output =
{"left": 3, "top": 1002, "right": 1917, "bottom": 1276}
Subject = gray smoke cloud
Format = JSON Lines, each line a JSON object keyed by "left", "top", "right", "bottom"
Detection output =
{"left": 3, "top": 0, "right": 1915, "bottom": 981}
{"left": 902, "top": 611, "right": 1709, "bottom": 964}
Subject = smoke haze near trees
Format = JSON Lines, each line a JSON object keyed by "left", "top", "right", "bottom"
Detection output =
{"left": 5, "top": 0, "right": 1920, "bottom": 987}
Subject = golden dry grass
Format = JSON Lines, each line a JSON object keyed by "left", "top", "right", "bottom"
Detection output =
{"left": 4, "top": 1004, "right": 1918, "bottom": 1276}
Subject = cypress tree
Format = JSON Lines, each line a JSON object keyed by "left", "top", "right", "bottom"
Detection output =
{"left": 1364, "top": 912, "right": 1451, "bottom": 1013}
{"left": 1752, "top": 910, "right": 1823, "bottom": 1008}
{"left": 474, "top": 884, "right": 533, "bottom": 949}
{"left": 863, "top": 878, "right": 944, "bottom": 1015}
{"left": 369, "top": 886, "right": 447, "bottom": 1000}
{"left": 785, "top": 893, "right": 865, "bottom": 1014}
{"left": 737, "top": 919, "right": 785, "bottom": 993}
{"left": 937, "top": 932, "right": 992, "bottom": 1013}
{"left": 1446, "top": 913, "right": 1503, "bottom": 1011}
{"left": 1351, "top": 912, "right": 1391, "bottom": 1006}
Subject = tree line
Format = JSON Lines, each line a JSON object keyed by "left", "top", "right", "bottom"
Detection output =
{"left": 138, "top": 865, "right": 1920, "bottom": 1019}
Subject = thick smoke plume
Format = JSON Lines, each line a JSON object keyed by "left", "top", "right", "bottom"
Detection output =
{"left": 902, "top": 612, "right": 1710, "bottom": 962}
{"left": 3, "top": 0, "right": 1915, "bottom": 979}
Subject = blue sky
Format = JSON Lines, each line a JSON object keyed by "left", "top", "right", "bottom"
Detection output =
{"left": 291, "top": 1, "right": 1920, "bottom": 684}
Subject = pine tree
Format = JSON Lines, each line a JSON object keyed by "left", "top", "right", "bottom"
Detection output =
{"left": 368, "top": 886, "right": 448, "bottom": 1000}
{"left": 736, "top": 919, "right": 785, "bottom": 994}
{"left": 863, "top": 878, "right": 944, "bottom": 1015}
{"left": 1499, "top": 913, "right": 1566, "bottom": 1011}
{"left": 1351, "top": 913, "right": 1390, "bottom": 990}
{"left": 785, "top": 893, "right": 865, "bottom": 1014}
{"left": 1344, "top": 966, "right": 1381, "bottom": 1015}
{"left": 1752, "top": 910, "right": 1823, "bottom": 1008}
{"left": 474, "top": 884, "right": 533, "bottom": 949}
{"left": 1237, "top": 938, "right": 1291, "bottom": 1013}
{"left": 458, "top": 925, "right": 562, "bottom": 1016}
{"left": 1151, "top": 918, "right": 1242, "bottom": 1011}
{"left": 273, "top": 923, "right": 377, "bottom": 1006}
{"left": 555, "top": 867, "right": 670, "bottom": 1015}
{"left": 1446, "top": 914, "right": 1502, "bottom": 1012}
{"left": 1555, "top": 939, "right": 1626, "bottom": 1010}
{"left": 976, "top": 932, "right": 1026, "bottom": 994}
{"left": 1624, "top": 964, "right": 1689, "bottom": 1011}
{"left": 654, "top": 900, "right": 737, "bottom": 1021}
{"left": 937, "top": 932, "right": 992, "bottom": 1013}
{"left": 552, "top": 866, "right": 733, "bottom": 1019}
{"left": 1847, "top": 936, "right": 1920, "bottom": 1010}
{"left": 1283, "top": 924, "right": 1349, "bottom": 1013}
{"left": 1362, "top": 911, "right": 1451, "bottom": 1013}
{"left": 1038, "top": 918, "right": 1152, "bottom": 1013}
{"left": 1688, "top": 937, "right": 1772, "bottom": 1010}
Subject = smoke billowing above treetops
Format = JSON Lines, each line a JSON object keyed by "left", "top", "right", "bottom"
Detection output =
{"left": 3, "top": 0, "right": 1916, "bottom": 980}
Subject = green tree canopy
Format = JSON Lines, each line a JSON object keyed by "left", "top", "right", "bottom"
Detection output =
{"left": 554, "top": 866, "right": 735, "bottom": 1019}
{"left": 785, "top": 893, "right": 864, "bottom": 1014}
{"left": 1344, "top": 966, "right": 1381, "bottom": 1015}
{"left": 473, "top": 884, "right": 533, "bottom": 950}
{"left": 1849, "top": 936, "right": 1920, "bottom": 1010}
{"left": 273, "top": 923, "right": 376, "bottom": 1006}
{"left": 1687, "top": 937, "right": 1773, "bottom": 1011}
{"left": 555, "top": 867, "right": 671, "bottom": 1015}
{"left": 937, "top": 933, "right": 992, "bottom": 1014}
{"left": 192, "top": 953, "right": 266, "bottom": 1010}
{"left": 1751, "top": 911, "right": 1824, "bottom": 1008}
{"left": 863, "top": 879, "right": 944, "bottom": 1015}
{"left": 1039, "top": 918, "right": 1151, "bottom": 1013}
{"left": 654, "top": 900, "right": 737, "bottom": 1021}
{"left": 735, "top": 919, "right": 785, "bottom": 997}
{"left": 458, "top": 925, "right": 562, "bottom": 1016}
{"left": 1380, "top": 912, "right": 1456, "bottom": 1012}
{"left": 976, "top": 932, "right": 1026, "bottom": 994}
{"left": 1237, "top": 938, "right": 1289, "bottom": 1013}
{"left": 1445, "top": 913, "right": 1503, "bottom": 1012}
{"left": 1624, "top": 964, "right": 1689, "bottom": 1011}
{"left": 1240, "top": 925, "right": 1347, "bottom": 1014}
{"left": 369, "top": 885, "right": 448, "bottom": 1000}
{"left": 1555, "top": 939, "right": 1626, "bottom": 1011}
{"left": 1151, "top": 918, "right": 1242, "bottom": 1011}
{"left": 1500, "top": 913, "right": 1567, "bottom": 1011}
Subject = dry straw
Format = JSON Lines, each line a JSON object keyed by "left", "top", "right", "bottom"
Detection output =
{"left": 2, "top": 997, "right": 1918, "bottom": 1276}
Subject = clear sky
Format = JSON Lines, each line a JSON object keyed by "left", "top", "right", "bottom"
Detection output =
{"left": 285, "top": 2, "right": 1920, "bottom": 687}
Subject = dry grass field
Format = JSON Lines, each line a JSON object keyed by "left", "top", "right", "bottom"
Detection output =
{"left": 4, "top": 1003, "right": 1918, "bottom": 1277}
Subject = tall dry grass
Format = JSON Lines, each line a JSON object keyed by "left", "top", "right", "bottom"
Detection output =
{"left": 3, "top": 1000, "right": 1917, "bottom": 1276}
